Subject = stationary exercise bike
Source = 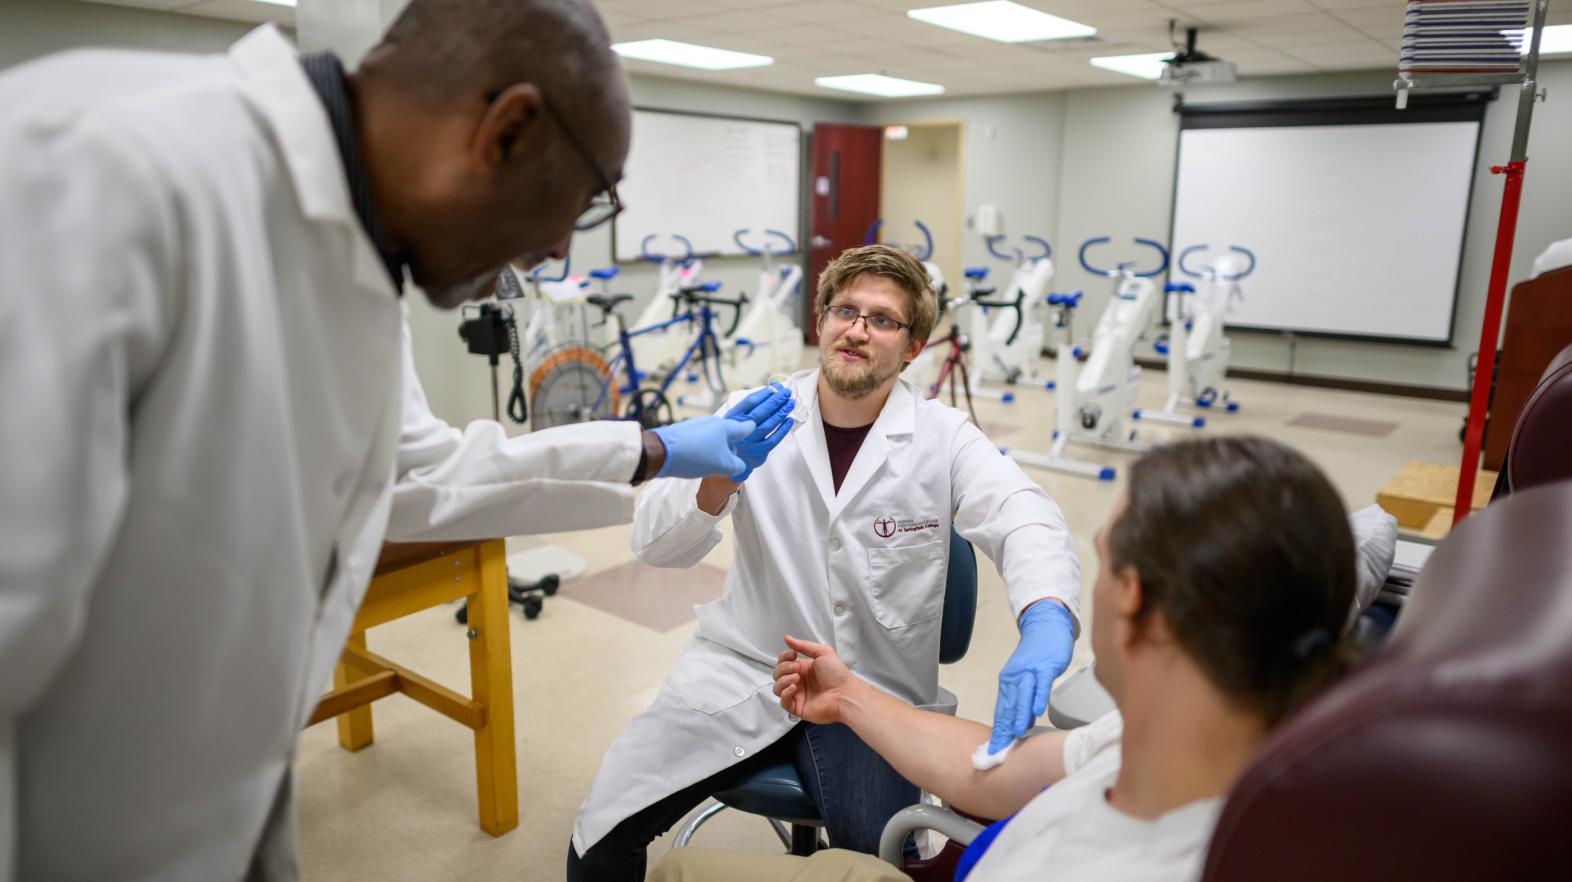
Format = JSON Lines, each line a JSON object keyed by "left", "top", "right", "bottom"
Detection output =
{"left": 1007, "top": 237, "right": 1171, "bottom": 480}
{"left": 979, "top": 234, "right": 1054, "bottom": 386}
{"left": 1004, "top": 290, "right": 1116, "bottom": 481}
{"left": 725, "top": 227, "right": 804, "bottom": 389}
{"left": 629, "top": 233, "right": 706, "bottom": 378}
{"left": 1137, "top": 244, "right": 1254, "bottom": 425}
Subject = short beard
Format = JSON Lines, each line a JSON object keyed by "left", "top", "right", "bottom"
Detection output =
{"left": 822, "top": 349, "right": 895, "bottom": 399}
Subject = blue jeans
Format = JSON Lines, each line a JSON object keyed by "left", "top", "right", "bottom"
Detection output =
{"left": 567, "top": 722, "right": 918, "bottom": 882}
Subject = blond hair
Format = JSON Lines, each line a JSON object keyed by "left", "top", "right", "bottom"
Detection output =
{"left": 814, "top": 245, "right": 938, "bottom": 347}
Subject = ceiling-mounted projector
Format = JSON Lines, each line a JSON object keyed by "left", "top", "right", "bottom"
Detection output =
{"left": 1160, "top": 24, "right": 1236, "bottom": 87}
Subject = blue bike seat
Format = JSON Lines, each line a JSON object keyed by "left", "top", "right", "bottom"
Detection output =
{"left": 682, "top": 280, "right": 722, "bottom": 294}
{"left": 964, "top": 266, "right": 989, "bottom": 280}
{"left": 1048, "top": 290, "right": 1083, "bottom": 308}
{"left": 589, "top": 267, "right": 620, "bottom": 280}
{"left": 1165, "top": 282, "right": 1195, "bottom": 293}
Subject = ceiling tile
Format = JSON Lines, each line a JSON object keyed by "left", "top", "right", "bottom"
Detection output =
{"left": 1168, "top": 0, "right": 1319, "bottom": 22}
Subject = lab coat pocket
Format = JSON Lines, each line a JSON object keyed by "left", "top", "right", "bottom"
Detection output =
{"left": 667, "top": 642, "right": 771, "bottom": 716}
{"left": 867, "top": 538, "right": 946, "bottom": 629}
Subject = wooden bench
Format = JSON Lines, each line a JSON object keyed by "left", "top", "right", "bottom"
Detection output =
{"left": 308, "top": 539, "right": 518, "bottom": 835}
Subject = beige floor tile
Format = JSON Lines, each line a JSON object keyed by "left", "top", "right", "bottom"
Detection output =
{"left": 298, "top": 348, "right": 1463, "bottom": 881}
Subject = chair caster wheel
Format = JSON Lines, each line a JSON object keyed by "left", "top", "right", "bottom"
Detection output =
{"left": 455, "top": 603, "right": 468, "bottom": 625}
{"left": 522, "top": 596, "right": 543, "bottom": 620}
{"left": 540, "top": 574, "right": 560, "bottom": 597}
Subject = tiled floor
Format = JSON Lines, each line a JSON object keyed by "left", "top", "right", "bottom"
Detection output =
{"left": 295, "top": 351, "right": 1465, "bottom": 882}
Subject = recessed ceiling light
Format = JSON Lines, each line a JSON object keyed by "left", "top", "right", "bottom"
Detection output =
{"left": 1505, "top": 24, "right": 1572, "bottom": 56}
{"left": 253, "top": 0, "right": 296, "bottom": 6}
{"left": 815, "top": 74, "right": 945, "bottom": 98}
{"left": 907, "top": 1, "right": 1095, "bottom": 44}
{"left": 1089, "top": 52, "right": 1172, "bottom": 80}
{"left": 611, "top": 39, "right": 773, "bottom": 71}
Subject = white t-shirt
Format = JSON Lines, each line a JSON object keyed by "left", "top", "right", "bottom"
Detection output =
{"left": 966, "top": 711, "right": 1223, "bottom": 882}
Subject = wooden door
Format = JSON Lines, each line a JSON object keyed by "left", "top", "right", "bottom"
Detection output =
{"left": 808, "top": 124, "right": 883, "bottom": 343}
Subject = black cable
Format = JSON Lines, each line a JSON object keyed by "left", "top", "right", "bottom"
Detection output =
{"left": 505, "top": 310, "right": 527, "bottom": 424}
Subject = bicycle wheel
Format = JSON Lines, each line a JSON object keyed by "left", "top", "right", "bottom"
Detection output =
{"left": 625, "top": 387, "right": 674, "bottom": 430}
{"left": 529, "top": 345, "right": 618, "bottom": 431}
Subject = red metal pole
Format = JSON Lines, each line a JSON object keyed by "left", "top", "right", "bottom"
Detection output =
{"left": 1453, "top": 160, "right": 1526, "bottom": 525}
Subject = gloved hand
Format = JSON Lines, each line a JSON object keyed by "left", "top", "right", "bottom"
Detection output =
{"left": 988, "top": 600, "right": 1075, "bottom": 755}
{"left": 724, "top": 383, "right": 796, "bottom": 482}
{"left": 651, "top": 416, "right": 752, "bottom": 480}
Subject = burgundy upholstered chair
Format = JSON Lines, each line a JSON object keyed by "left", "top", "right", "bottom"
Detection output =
{"left": 1201, "top": 482, "right": 1572, "bottom": 881}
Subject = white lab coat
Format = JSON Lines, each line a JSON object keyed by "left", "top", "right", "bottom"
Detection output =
{"left": 0, "top": 27, "right": 638, "bottom": 882}
{"left": 572, "top": 369, "right": 1081, "bottom": 853}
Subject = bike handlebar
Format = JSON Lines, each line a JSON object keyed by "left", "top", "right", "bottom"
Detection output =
{"left": 528, "top": 254, "right": 571, "bottom": 283}
{"left": 1079, "top": 237, "right": 1170, "bottom": 278}
{"left": 985, "top": 235, "right": 1023, "bottom": 264}
{"left": 864, "top": 219, "right": 934, "bottom": 260}
{"left": 1178, "top": 243, "right": 1256, "bottom": 281}
{"left": 1023, "top": 236, "right": 1052, "bottom": 260}
{"left": 972, "top": 288, "right": 1026, "bottom": 346}
{"left": 641, "top": 234, "right": 696, "bottom": 265}
{"left": 734, "top": 228, "right": 799, "bottom": 256}
{"left": 913, "top": 221, "right": 934, "bottom": 261}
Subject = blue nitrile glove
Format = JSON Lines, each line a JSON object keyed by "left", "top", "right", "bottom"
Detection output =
{"left": 724, "top": 383, "right": 796, "bottom": 482}
{"left": 652, "top": 416, "right": 752, "bottom": 480}
{"left": 988, "top": 600, "right": 1076, "bottom": 755}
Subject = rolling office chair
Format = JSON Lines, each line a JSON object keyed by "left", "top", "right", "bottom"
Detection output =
{"left": 673, "top": 528, "right": 979, "bottom": 857}
{"left": 1201, "top": 481, "right": 1572, "bottom": 881}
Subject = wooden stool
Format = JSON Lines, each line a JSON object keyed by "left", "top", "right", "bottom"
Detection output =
{"left": 308, "top": 539, "right": 518, "bottom": 835}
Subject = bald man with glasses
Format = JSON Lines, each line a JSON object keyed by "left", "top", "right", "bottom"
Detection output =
{"left": 0, "top": 2, "right": 785, "bottom": 879}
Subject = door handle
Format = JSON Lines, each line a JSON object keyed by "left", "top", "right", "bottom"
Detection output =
{"left": 810, "top": 235, "right": 833, "bottom": 249}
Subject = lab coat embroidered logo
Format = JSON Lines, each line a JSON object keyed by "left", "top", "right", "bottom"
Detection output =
{"left": 874, "top": 517, "right": 896, "bottom": 539}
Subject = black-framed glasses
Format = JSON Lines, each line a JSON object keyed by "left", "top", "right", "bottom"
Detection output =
{"left": 823, "top": 304, "right": 910, "bottom": 335}
{"left": 538, "top": 97, "right": 623, "bottom": 231}
{"left": 488, "top": 88, "right": 624, "bottom": 231}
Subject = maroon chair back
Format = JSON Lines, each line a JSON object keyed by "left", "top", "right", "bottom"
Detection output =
{"left": 1201, "top": 482, "right": 1572, "bottom": 882}
{"left": 1504, "top": 341, "right": 1572, "bottom": 493}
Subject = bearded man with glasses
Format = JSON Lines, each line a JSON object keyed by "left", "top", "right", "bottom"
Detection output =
{"left": 570, "top": 245, "right": 1082, "bottom": 880}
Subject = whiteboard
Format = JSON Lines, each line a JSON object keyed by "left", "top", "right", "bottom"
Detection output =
{"left": 1171, "top": 121, "right": 1478, "bottom": 342}
{"left": 613, "top": 109, "right": 802, "bottom": 262}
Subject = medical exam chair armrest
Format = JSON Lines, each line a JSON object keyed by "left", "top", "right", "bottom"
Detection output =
{"left": 879, "top": 805, "right": 985, "bottom": 866}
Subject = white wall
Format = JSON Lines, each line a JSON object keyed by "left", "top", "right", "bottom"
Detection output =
{"left": 869, "top": 93, "right": 1068, "bottom": 277}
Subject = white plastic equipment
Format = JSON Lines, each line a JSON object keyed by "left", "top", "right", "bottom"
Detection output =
{"left": 1007, "top": 237, "right": 1173, "bottom": 481}
{"left": 628, "top": 233, "right": 706, "bottom": 377}
{"left": 726, "top": 228, "right": 804, "bottom": 389}
{"left": 979, "top": 234, "right": 1054, "bottom": 386}
{"left": 1139, "top": 244, "right": 1254, "bottom": 425}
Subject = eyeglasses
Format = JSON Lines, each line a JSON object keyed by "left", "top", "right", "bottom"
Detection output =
{"left": 822, "top": 304, "right": 911, "bottom": 335}
{"left": 538, "top": 97, "right": 623, "bottom": 231}
{"left": 487, "top": 88, "right": 624, "bottom": 232}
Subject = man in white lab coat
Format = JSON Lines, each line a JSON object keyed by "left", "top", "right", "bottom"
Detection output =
{"left": 0, "top": 2, "right": 774, "bottom": 880}
{"left": 569, "top": 246, "right": 1082, "bottom": 879}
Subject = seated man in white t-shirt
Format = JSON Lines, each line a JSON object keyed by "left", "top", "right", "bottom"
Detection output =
{"left": 650, "top": 435, "right": 1358, "bottom": 882}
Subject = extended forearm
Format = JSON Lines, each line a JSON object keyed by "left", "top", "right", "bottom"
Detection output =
{"left": 695, "top": 475, "right": 740, "bottom": 515}
{"left": 838, "top": 680, "right": 1058, "bottom": 820}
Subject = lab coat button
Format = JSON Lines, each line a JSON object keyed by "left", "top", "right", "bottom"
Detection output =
{"left": 834, "top": 603, "right": 847, "bottom": 616}
{"left": 829, "top": 538, "right": 842, "bottom": 551}
{"left": 733, "top": 745, "right": 746, "bottom": 757}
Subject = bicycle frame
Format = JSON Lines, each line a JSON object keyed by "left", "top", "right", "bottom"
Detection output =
{"left": 593, "top": 299, "right": 728, "bottom": 423}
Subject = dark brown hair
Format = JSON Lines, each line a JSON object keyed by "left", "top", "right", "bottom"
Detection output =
{"left": 1108, "top": 436, "right": 1356, "bottom": 726}
{"left": 815, "top": 245, "right": 939, "bottom": 348}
